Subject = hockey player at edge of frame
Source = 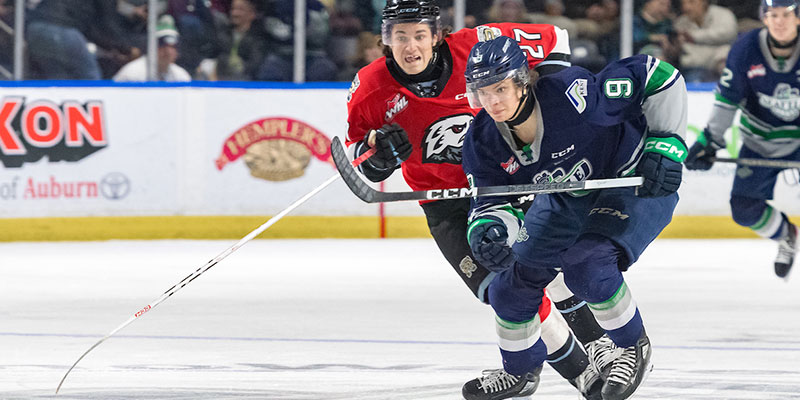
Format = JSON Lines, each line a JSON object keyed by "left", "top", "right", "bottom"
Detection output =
{"left": 345, "top": 1, "right": 618, "bottom": 399}
{"left": 685, "top": 0, "right": 800, "bottom": 280}
{"left": 459, "top": 35, "right": 688, "bottom": 400}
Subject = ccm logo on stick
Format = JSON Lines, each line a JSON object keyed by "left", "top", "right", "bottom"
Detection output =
{"left": 426, "top": 187, "right": 477, "bottom": 199}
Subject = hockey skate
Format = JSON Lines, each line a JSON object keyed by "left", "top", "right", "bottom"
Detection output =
{"left": 775, "top": 223, "right": 797, "bottom": 279}
{"left": 600, "top": 330, "right": 652, "bottom": 400}
{"left": 568, "top": 362, "right": 603, "bottom": 400}
{"left": 585, "top": 334, "right": 623, "bottom": 379}
{"left": 462, "top": 367, "right": 541, "bottom": 400}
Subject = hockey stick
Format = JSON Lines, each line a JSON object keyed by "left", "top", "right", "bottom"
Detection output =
{"left": 331, "top": 136, "right": 644, "bottom": 203}
{"left": 56, "top": 145, "right": 376, "bottom": 394}
{"left": 711, "top": 157, "right": 800, "bottom": 169}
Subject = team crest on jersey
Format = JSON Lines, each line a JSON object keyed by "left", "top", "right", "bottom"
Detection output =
{"left": 565, "top": 79, "right": 588, "bottom": 114}
{"left": 346, "top": 74, "right": 360, "bottom": 102}
{"left": 476, "top": 25, "right": 502, "bottom": 42}
{"left": 501, "top": 156, "right": 520, "bottom": 175}
{"left": 385, "top": 93, "right": 409, "bottom": 121}
{"left": 532, "top": 158, "right": 592, "bottom": 184}
{"left": 422, "top": 114, "right": 473, "bottom": 164}
{"left": 757, "top": 83, "right": 800, "bottom": 122}
{"left": 747, "top": 64, "right": 766, "bottom": 79}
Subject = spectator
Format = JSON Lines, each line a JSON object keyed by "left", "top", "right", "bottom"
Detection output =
{"left": 574, "top": 0, "right": 621, "bottom": 60}
{"left": 257, "top": 0, "right": 337, "bottom": 81}
{"left": 169, "top": 0, "right": 219, "bottom": 76}
{"left": 338, "top": 31, "right": 381, "bottom": 80}
{"left": 486, "top": 0, "right": 531, "bottom": 23}
{"left": 0, "top": 0, "right": 12, "bottom": 79}
{"left": 213, "top": 0, "right": 269, "bottom": 80}
{"left": 113, "top": 15, "right": 192, "bottom": 81}
{"left": 674, "top": 0, "right": 737, "bottom": 81}
{"left": 117, "top": 0, "right": 168, "bottom": 51}
{"left": 26, "top": 0, "right": 140, "bottom": 80}
{"left": 633, "top": 0, "right": 679, "bottom": 64}
{"left": 528, "top": 0, "right": 578, "bottom": 39}
{"left": 437, "top": 0, "right": 485, "bottom": 28}
{"left": 716, "top": 0, "right": 763, "bottom": 32}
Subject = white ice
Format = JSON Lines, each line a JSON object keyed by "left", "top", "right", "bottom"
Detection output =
{"left": 2, "top": 238, "right": 800, "bottom": 399}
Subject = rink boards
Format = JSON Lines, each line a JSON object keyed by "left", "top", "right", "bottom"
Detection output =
{"left": 0, "top": 83, "right": 798, "bottom": 239}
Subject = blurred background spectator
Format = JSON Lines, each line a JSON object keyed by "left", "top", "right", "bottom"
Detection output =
{"left": 528, "top": 0, "right": 578, "bottom": 39}
{"left": 486, "top": 0, "right": 532, "bottom": 23}
{"left": 26, "top": 0, "right": 140, "bottom": 79}
{"left": 674, "top": 0, "right": 737, "bottom": 82}
{"left": 113, "top": 14, "right": 192, "bottom": 81}
{"left": 437, "top": 0, "right": 484, "bottom": 27}
{"left": 0, "top": 0, "right": 12, "bottom": 79}
{"left": 338, "top": 31, "right": 381, "bottom": 80}
{"left": 0, "top": 0, "right": 771, "bottom": 83}
{"left": 257, "top": 0, "right": 337, "bottom": 81}
{"left": 117, "top": 0, "right": 168, "bottom": 51}
{"left": 211, "top": 0, "right": 269, "bottom": 80}
{"left": 168, "top": 0, "right": 219, "bottom": 76}
{"left": 633, "top": 0, "right": 679, "bottom": 64}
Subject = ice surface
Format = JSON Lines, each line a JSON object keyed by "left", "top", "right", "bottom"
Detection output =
{"left": 1, "top": 238, "right": 799, "bottom": 399}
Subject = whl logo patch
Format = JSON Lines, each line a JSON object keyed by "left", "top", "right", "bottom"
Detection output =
{"left": 385, "top": 93, "right": 409, "bottom": 121}
{"left": 501, "top": 156, "right": 520, "bottom": 174}
{"left": 0, "top": 97, "right": 108, "bottom": 168}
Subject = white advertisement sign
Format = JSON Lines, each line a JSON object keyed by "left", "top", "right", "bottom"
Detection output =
{"left": 0, "top": 87, "right": 797, "bottom": 218}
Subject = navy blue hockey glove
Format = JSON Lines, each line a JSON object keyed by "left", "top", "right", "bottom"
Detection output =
{"left": 365, "top": 123, "right": 412, "bottom": 170}
{"left": 636, "top": 131, "right": 687, "bottom": 198}
{"left": 684, "top": 129, "right": 723, "bottom": 171}
{"left": 468, "top": 219, "right": 517, "bottom": 272}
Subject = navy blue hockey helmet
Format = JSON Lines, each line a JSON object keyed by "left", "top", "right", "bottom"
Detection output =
{"left": 381, "top": 0, "right": 441, "bottom": 46}
{"left": 761, "top": 0, "right": 800, "bottom": 17}
{"left": 464, "top": 36, "right": 530, "bottom": 108}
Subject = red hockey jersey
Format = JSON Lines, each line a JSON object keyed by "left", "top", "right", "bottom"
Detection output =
{"left": 346, "top": 23, "right": 570, "bottom": 193}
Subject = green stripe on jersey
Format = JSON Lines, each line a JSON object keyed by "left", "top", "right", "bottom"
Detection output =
{"left": 645, "top": 58, "right": 678, "bottom": 95}
{"left": 740, "top": 115, "right": 800, "bottom": 140}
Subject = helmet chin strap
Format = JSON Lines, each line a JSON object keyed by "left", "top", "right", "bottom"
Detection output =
{"left": 507, "top": 85, "right": 535, "bottom": 127}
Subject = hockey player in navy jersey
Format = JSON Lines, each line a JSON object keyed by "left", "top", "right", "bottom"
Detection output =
{"left": 345, "top": 1, "right": 621, "bottom": 399}
{"left": 459, "top": 36, "right": 688, "bottom": 400}
{"left": 685, "top": 0, "right": 800, "bottom": 279}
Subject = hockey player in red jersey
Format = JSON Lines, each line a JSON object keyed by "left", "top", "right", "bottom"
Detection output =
{"left": 344, "top": 1, "right": 618, "bottom": 399}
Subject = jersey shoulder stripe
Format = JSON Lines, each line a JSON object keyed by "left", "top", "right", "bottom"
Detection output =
{"left": 644, "top": 56, "right": 680, "bottom": 97}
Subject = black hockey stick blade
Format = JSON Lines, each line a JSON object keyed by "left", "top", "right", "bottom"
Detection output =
{"left": 711, "top": 157, "right": 800, "bottom": 169}
{"left": 331, "top": 136, "right": 644, "bottom": 203}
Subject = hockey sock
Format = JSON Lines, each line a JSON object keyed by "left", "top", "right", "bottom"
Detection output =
{"left": 546, "top": 332, "right": 588, "bottom": 380}
{"left": 554, "top": 296, "right": 605, "bottom": 344}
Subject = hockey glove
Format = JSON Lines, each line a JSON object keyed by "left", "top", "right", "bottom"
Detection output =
{"left": 636, "top": 131, "right": 687, "bottom": 198}
{"left": 365, "top": 123, "right": 412, "bottom": 170}
{"left": 684, "top": 129, "right": 723, "bottom": 171}
{"left": 468, "top": 218, "right": 517, "bottom": 272}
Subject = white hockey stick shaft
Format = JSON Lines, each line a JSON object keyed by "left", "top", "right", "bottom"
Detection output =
{"left": 56, "top": 172, "right": 342, "bottom": 394}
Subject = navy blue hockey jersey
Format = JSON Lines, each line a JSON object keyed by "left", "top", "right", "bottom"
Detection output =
{"left": 462, "top": 55, "right": 685, "bottom": 230}
{"left": 706, "top": 28, "right": 800, "bottom": 158}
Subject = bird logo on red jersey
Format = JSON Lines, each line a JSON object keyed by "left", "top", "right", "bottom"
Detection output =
{"left": 422, "top": 114, "right": 473, "bottom": 164}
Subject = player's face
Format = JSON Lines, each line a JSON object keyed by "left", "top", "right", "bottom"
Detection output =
{"left": 763, "top": 7, "right": 800, "bottom": 43}
{"left": 477, "top": 79, "right": 524, "bottom": 122}
{"left": 389, "top": 23, "right": 437, "bottom": 75}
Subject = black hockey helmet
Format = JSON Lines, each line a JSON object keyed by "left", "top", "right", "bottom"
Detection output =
{"left": 381, "top": 0, "right": 441, "bottom": 46}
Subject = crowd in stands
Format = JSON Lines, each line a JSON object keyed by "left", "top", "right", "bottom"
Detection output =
{"left": 0, "top": 0, "right": 764, "bottom": 82}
